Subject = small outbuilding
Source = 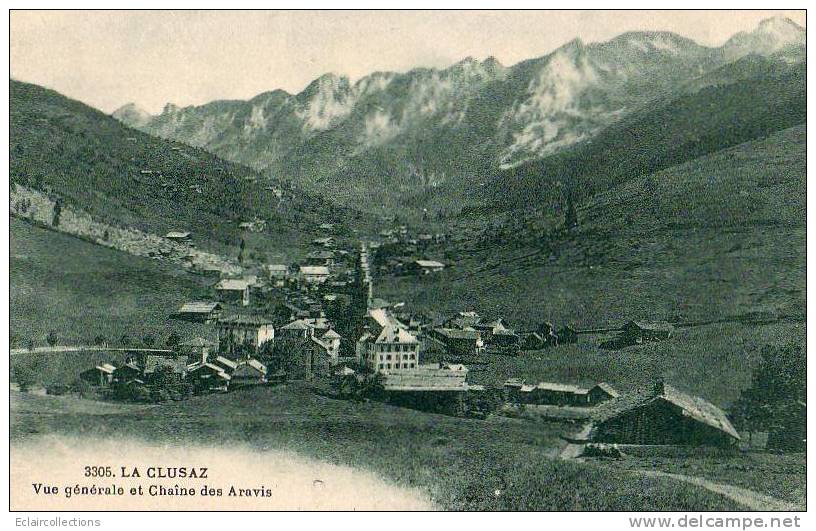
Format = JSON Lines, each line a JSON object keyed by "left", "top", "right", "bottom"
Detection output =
{"left": 215, "top": 279, "right": 251, "bottom": 306}
{"left": 79, "top": 363, "right": 116, "bottom": 386}
{"left": 619, "top": 321, "right": 674, "bottom": 344}
{"left": 231, "top": 359, "right": 268, "bottom": 388}
{"left": 172, "top": 301, "right": 223, "bottom": 323}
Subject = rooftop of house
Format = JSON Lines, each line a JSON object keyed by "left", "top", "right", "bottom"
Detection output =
{"left": 95, "top": 363, "right": 116, "bottom": 374}
{"left": 300, "top": 266, "right": 330, "bottom": 275}
{"left": 623, "top": 320, "right": 675, "bottom": 332}
{"left": 189, "top": 362, "right": 231, "bottom": 380}
{"left": 592, "top": 382, "right": 620, "bottom": 398}
{"left": 165, "top": 231, "right": 191, "bottom": 239}
{"left": 235, "top": 358, "right": 267, "bottom": 375}
{"left": 217, "top": 314, "right": 274, "bottom": 326}
{"left": 322, "top": 329, "right": 342, "bottom": 340}
{"left": 504, "top": 378, "right": 525, "bottom": 387}
{"left": 214, "top": 356, "right": 239, "bottom": 371}
{"left": 281, "top": 319, "right": 314, "bottom": 330}
{"left": 592, "top": 382, "right": 740, "bottom": 440}
{"left": 433, "top": 328, "right": 481, "bottom": 340}
{"left": 375, "top": 326, "right": 418, "bottom": 344}
{"left": 415, "top": 259, "right": 445, "bottom": 268}
{"left": 177, "top": 301, "right": 222, "bottom": 314}
{"left": 215, "top": 278, "right": 251, "bottom": 291}
{"left": 381, "top": 366, "right": 468, "bottom": 391}
{"left": 367, "top": 308, "right": 407, "bottom": 330}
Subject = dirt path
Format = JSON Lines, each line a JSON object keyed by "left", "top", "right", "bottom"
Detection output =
{"left": 10, "top": 346, "right": 173, "bottom": 356}
{"left": 641, "top": 471, "right": 800, "bottom": 511}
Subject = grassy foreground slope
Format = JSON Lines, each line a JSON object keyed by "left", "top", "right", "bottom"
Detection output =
{"left": 10, "top": 218, "right": 213, "bottom": 347}
{"left": 10, "top": 386, "right": 744, "bottom": 511}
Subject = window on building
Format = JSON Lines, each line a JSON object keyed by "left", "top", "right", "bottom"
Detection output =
{"left": 386, "top": 354, "right": 391, "bottom": 360}
{"left": 378, "top": 363, "right": 384, "bottom": 370}
{"left": 409, "top": 363, "right": 415, "bottom": 368}
{"left": 410, "top": 354, "right": 416, "bottom": 359}
{"left": 386, "top": 363, "right": 391, "bottom": 369}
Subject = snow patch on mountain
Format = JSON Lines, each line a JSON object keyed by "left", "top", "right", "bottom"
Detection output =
{"left": 362, "top": 109, "right": 399, "bottom": 147}
{"left": 499, "top": 42, "right": 603, "bottom": 167}
{"left": 296, "top": 74, "right": 357, "bottom": 131}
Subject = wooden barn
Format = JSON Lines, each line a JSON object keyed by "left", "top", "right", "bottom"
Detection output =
{"left": 231, "top": 359, "right": 268, "bottom": 388}
{"left": 619, "top": 321, "right": 674, "bottom": 344}
{"left": 79, "top": 363, "right": 116, "bottom": 386}
{"left": 188, "top": 362, "right": 231, "bottom": 393}
{"left": 429, "top": 327, "right": 485, "bottom": 356}
{"left": 172, "top": 301, "right": 223, "bottom": 323}
{"left": 589, "top": 381, "right": 740, "bottom": 447}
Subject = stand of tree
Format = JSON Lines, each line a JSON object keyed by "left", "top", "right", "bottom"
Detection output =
{"left": 732, "top": 343, "right": 805, "bottom": 452}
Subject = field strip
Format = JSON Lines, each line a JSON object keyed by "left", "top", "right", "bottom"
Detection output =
{"left": 641, "top": 471, "right": 800, "bottom": 511}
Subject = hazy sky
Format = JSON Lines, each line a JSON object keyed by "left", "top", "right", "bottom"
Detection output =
{"left": 10, "top": 10, "right": 806, "bottom": 114}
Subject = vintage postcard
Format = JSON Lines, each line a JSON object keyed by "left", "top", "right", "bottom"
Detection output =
{"left": 7, "top": 9, "right": 806, "bottom": 514}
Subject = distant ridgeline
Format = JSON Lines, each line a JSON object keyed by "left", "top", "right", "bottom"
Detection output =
{"left": 111, "top": 17, "right": 805, "bottom": 219}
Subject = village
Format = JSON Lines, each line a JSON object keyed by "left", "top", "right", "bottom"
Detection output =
{"left": 55, "top": 217, "right": 761, "bottom": 456}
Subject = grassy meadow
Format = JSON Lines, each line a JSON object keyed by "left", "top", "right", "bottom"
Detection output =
{"left": 10, "top": 217, "right": 214, "bottom": 347}
{"left": 10, "top": 386, "right": 748, "bottom": 511}
{"left": 381, "top": 127, "right": 805, "bottom": 331}
{"left": 463, "top": 321, "right": 805, "bottom": 409}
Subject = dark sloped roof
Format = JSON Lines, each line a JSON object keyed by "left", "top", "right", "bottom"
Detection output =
{"left": 592, "top": 383, "right": 739, "bottom": 440}
{"left": 434, "top": 328, "right": 480, "bottom": 340}
{"left": 592, "top": 382, "right": 620, "bottom": 398}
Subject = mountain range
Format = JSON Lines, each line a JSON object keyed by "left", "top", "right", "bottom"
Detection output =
{"left": 113, "top": 16, "right": 805, "bottom": 216}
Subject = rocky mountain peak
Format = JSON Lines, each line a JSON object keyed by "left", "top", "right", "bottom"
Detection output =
{"left": 111, "top": 102, "right": 153, "bottom": 127}
{"left": 722, "top": 16, "right": 805, "bottom": 60}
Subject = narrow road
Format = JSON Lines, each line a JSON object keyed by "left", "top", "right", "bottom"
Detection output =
{"left": 10, "top": 346, "right": 173, "bottom": 356}
{"left": 640, "top": 470, "right": 800, "bottom": 511}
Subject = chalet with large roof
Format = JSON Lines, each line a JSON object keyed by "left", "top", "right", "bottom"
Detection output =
{"left": 172, "top": 301, "right": 223, "bottom": 323}
{"left": 215, "top": 278, "right": 251, "bottom": 306}
{"left": 589, "top": 380, "right": 740, "bottom": 446}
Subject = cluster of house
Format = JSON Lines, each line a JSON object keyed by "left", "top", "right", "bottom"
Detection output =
{"left": 78, "top": 338, "right": 271, "bottom": 395}
{"left": 367, "top": 224, "right": 448, "bottom": 276}
{"left": 83, "top": 219, "right": 737, "bottom": 445}
{"left": 429, "top": 311, "right": 524, "bottom": 355}
{"left": 504, "top": 378, "right": 619, "bottom": 407}
{"left": 426, "top": 312, "right": 680, "bottom": 356}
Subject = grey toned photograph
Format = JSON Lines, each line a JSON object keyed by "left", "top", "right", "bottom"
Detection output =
{"left": 8, "top": 9, "right": 806, "bottom": 512}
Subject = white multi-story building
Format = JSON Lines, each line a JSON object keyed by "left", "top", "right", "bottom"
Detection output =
{"left": 357, "top": 309, "right": 419, "bottom": 373}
